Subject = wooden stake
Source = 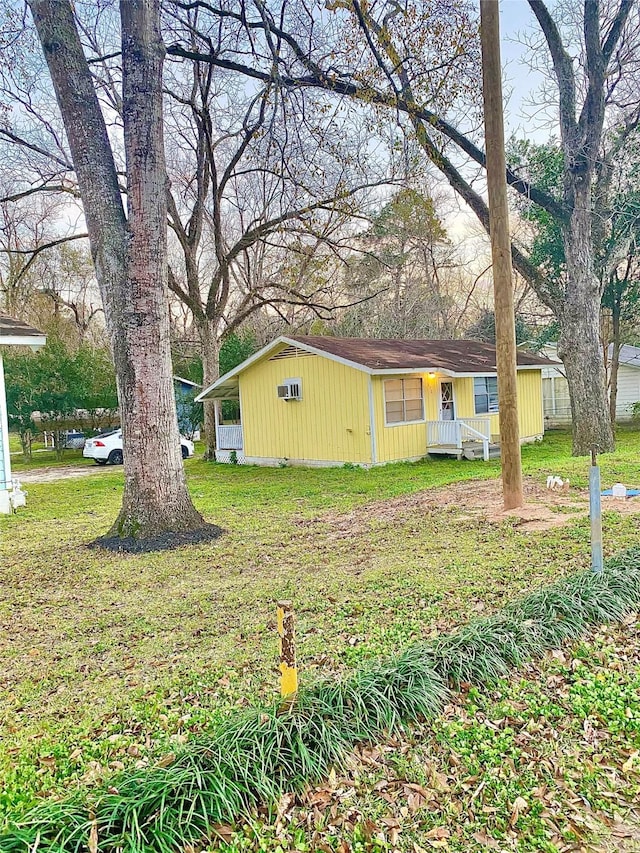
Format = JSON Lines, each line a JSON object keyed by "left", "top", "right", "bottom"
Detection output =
{"left": 480, "top": 0, "right": 524, "bottom": 510}
{"left": 277, "top": 600, "right": 298, "bottom": 697}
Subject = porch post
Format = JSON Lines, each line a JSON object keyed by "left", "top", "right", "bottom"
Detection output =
{"left": 214, "top": 400, "right": 220, "bottom": 450}
{"left": 455, "top": 421, "right": 462, "bottom": 451}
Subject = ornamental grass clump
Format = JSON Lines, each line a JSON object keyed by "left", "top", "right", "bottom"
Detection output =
{"left": 2, "top": 549, "right": 640, "bottom": 853}
{"left": 424, "top": 550, "right": 640, "bottom": 688}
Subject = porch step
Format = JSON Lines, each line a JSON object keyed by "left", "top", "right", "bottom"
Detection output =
{"left": 461, "top": 441, "right": 501, "bottom": 461}
{"left": 427, "top": 441, "right": 501, "bottom": 461}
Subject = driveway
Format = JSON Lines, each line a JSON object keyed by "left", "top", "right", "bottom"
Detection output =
{"left": 14, "top": 464, "right": 103, "bottom": 484}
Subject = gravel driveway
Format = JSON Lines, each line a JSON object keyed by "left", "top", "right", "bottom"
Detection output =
{"left": 14, "top": 464, "right": 104, "bottom": 484}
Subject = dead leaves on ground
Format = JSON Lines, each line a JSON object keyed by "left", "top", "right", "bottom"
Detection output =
{"left": 207, "top": 619, "right": 640, "bottom": 852}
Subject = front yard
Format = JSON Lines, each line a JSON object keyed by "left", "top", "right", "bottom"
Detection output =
{"left": 1, "top": 430, "right": 639, "bottom": 851}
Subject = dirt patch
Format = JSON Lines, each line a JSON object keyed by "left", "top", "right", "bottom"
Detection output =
{"left": 15, "top": 464, "right": 101, "bottom": 484}
{"left": 89, "top": 522, "right": 224, "bottom": 553}
{"left": 297, "top": 476, "right": 640, "bottom": 537}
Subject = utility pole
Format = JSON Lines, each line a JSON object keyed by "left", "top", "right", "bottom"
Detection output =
{"left": 480, "top": 0, "right": 523, "bottom": 510}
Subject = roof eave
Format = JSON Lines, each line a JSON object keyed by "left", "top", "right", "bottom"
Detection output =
{"left": 0, "top": 334, "right": 47, "bottom": 350}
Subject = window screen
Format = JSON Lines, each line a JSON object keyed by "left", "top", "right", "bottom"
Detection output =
{"left": 384, "top": 378, "right": 424, "bottom": 424}
{"left": 474, "top": 376, "right": 499, "bottom": 414}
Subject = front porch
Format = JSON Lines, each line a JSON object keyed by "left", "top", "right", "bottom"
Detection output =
{"left": 426, "top": 417, "right": 499, "bottom": 461}
{"left": 212, "top": 397, "right": 245, "bottom": 463}
{"left": 215, "top": 422, "right": 244, "bottom": 464}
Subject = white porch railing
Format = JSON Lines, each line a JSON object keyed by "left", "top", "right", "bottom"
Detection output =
{"left": 217, "top": 424, "right": 243, "bottom": 450}
{"left": 459, "top": 417, "right": 491, "bottom": 442}
{"left": 427, "top": 419, "right": 459, "bottom": 448}
{"left": 426, "top": 418, "right": 491, "bottom": 461}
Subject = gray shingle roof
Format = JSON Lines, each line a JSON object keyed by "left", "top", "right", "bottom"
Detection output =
{"left": 289, "top": 335, "right": 552, "bottom": 372}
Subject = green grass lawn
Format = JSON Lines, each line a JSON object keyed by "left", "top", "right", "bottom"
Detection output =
{"left": 8, "top": 434, "right": 91, "bottom": 471}
{"left": 1, "top": 429, "right": 639, "bottom": 850}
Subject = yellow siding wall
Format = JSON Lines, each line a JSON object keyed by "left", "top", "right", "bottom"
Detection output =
{"left": 452, "top": 371, "right": 544, "bottom": 440}
{"left": 240, "top": 356, "right": 544, "bottom": 466}
{"left": 240, "top": 351, "right": 372, "bottom": 464}
{"left": 371, "top": 374, "right": 440, "bottom": 463}
{"left": 516, "top": 370, "right": 545, "bottom": 437}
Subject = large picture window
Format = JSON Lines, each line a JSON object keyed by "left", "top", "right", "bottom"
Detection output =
{"left": 384, "top": 378, "right": 424, "bottom": 424}
{"left": 474, "top": 376, "right": 499, "bottom": 414}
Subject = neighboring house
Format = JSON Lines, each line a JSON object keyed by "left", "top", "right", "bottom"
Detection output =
{"left": 0, "top": 315, "right": 47, "bottom": 513}
{"left": 541, "top": 343, "right": 640, "bottom": 426}
{"left": 196, "top": 335, "right": 551, "bottom": 466}
{"left": 173, "top": 375, "right": 202, "bottom": 438}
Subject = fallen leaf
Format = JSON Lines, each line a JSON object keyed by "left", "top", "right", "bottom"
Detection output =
{"left": 472, "top": 831, "right": 501, "bottom": 849}
{"left": 425, "top": 827, "right": 450, "bottom": 840}
{"left": 88, "top": 818, "right": 98, "bottom": 853}
{"left": 210, "top": 824, "right": 234, "bottom": 842}
{"left": 510, "top": 795, "right": 528, "bottom": 826}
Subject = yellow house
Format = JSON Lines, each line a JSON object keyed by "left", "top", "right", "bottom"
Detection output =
{"left": 196, "top": 336, "right": 551, "bottom": 466}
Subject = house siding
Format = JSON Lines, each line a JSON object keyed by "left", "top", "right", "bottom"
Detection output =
{"left": 371, "top": 374, "right": 439, "bottom": 463}
{"left": 240, "top": 349, "right": 372, "bottom": 464}
{"left": 543, "top": 365, "right": 640, "bottom": 426}
{"left": 453, "top": 371, "right": 543, "bottom": 440}
{"left": 616, "top": 366, "right": 640, "bottom": 418}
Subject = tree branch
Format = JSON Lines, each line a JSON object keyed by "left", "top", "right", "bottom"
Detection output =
{"left": 165, "top": 43, "right": 567, "bottom": 221}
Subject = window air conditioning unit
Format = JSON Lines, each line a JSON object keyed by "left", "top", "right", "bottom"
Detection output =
{"left": 277, "top": 380, "right": 301, "bottom": 400}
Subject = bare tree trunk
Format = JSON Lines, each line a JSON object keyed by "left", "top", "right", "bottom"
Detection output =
{"left": 198, "top": 317, "right": 220, "bottom": 461}
{"left": 29, "top": 0, "right": 207, "bottom": 541}
{"left": 113, "top": 0, "right": 205, "bottom": 537}
{"left": 559, "top": 187, "right": 614, "bottom": 454}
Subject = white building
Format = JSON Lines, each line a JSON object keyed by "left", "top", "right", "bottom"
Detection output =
{"left": 0, "top": 315, "right": 47, "bottom": 513}
{"left": 541, "top": 343, "right": 640, "bottom": 427}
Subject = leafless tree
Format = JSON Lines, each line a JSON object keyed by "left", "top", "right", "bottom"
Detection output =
{"left": 160, "top": 19, "right": 398, "bottom": 455}
{"left": 167, "top": 0, "right": 640, "bottom": 454}
{"left": 26, "top": 0, "right": 207, "bottom": 543}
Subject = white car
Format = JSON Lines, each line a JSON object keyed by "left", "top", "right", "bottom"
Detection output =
{"left": 83, "top": 430, "right": 195, "bottom": 465}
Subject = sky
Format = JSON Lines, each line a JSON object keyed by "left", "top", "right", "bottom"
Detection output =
{"left": 443, "top": 0, "right": 557, "bottom": 250}
{"left": 500, "top": 0, "right": 556, "bottom": 140}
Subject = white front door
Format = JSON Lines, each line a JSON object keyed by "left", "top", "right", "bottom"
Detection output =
{"left": 439, "top": 381, "right": 455, "bottom": 421}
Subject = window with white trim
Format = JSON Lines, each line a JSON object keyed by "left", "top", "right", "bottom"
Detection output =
{"left": 384, "top": 378, "right": 424, "bottom": 424}
{"left": 474, "top": 376, "right": 499, "bottom": 414}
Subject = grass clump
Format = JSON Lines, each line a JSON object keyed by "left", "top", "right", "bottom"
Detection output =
{"left": 0, "top": 654, "right": 449, "bottom": 853}
{"left": 2, "top": 549, "right": 640, "bottom": 853}
{"left": 426, "top": 550, "right": 640, "bottom": 686}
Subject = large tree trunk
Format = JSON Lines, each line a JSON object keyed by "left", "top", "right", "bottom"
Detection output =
{"left": 559, "top": 186, "right": 614, "bottom": 454}
{"left": 30, "top": 0, "right": 207, "bottom": 541}
{"left": 198, "top": 317, "right": 220, "bottom": 461}
{"left": 113, "top": 0, "right": 204, "bottom": 537}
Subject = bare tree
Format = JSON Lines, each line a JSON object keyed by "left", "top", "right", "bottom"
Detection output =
{"left": 168, "top": 0, "right": 639, "bottom": 454}
{"left": 162, "top": 35, "right": 393, "bottom": 456}
{"left": 27, "top": 0, "right": 208, "bottom": 543}
{"left": 0, "top": 192, "right": 106, "bottom": 340}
